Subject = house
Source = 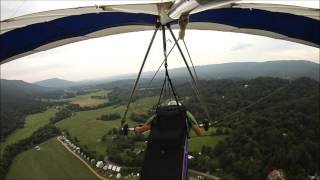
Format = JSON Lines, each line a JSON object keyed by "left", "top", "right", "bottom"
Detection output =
{"left": 112, "top": 166, "right": 117, "bottom": 171}
{"left": 267, "top": 169, "right": 285, "bottom": 180}
{"left": 116, "top": 173, "right": 121, "bottom": 179}
{"left": 96, "top": 161, "right": 104, "bottom": 168}
{"left": 188, "top": 155, "right": 194, "bottom": 160}
{"left": 103, "top": 165, "right": 108, "bottom": 171}
{"left": 308, "top": 175, "right": 319, "bottom": 180}
{"left": 90, "top": 159, "right": 96, "bottom": 164}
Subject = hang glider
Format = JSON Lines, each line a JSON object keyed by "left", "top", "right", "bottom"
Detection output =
{"left": 0, "top": 0, "right": 319, "bottom": 64}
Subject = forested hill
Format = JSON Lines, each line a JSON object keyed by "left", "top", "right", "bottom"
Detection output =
{"left": 106, "top": 77, "right": 319, "bottom": 179}
{"left": 165, "top": 60, "right": 319, "bottom": 81}
{"left": 176, "top": 77, "right": 319, "bottom": 179}
{"left": 0, "top": 79, "right": 63, "bottom": 140}
{"left": 1, "top": 79, "right": 51, "bottom": 98}
{"left": 34, "top": 78, "right": 75, "bottom": 88}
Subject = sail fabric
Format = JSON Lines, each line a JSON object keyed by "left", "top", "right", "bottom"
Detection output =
{"left": 188, "top": 8, "right": 320, "bottom": 48}
{"left": 0, "top": 2, "right": 319, "bottom": 63}
{"left": 0, "top": 11, "right": 157, "bottom": 63}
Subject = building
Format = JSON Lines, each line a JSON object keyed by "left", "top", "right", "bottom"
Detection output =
{"left": 267, "top": 169, "right": 285, "bottom": 180}
{"left": 103, "top": 165, "right": 108, "bottom": 171}
{"left": 96, "top": 161, "right": 104, "bottom": 168}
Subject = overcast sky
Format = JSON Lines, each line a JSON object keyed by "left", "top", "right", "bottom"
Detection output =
{"left": 0, "top": 0, "right": 319, "bottom": 83}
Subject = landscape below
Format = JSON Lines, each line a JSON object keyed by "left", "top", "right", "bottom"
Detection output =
{"left": 0, "top": 61, "right": 319, "bottom": 180}
{"left": 6, "top": 138, "right": 99, "bottom": 180}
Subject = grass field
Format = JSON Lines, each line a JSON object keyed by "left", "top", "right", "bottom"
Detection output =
{"left": 56, "top": 96, "right": 158, "bottom": 156}
{"left": 57, "top": 95, "right": 225, "bottom": 156}
{"left": 56, "top": 90, "right": 110, "bottom": 107}
{"left": 188, "top": 135, "right": 226, "bottom": 152}
{"left": 6, "top": 138, "right": 99, "bottom": 180}
{"left": 1, "top": 108, "right": 57, "bottom": 155}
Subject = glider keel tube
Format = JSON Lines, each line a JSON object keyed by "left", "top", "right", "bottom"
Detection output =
{"left": 0, "top": 12, "right": 157, "bottom": 64}
{"left": 188, "top": 8, "right": 320, "bottom": 48}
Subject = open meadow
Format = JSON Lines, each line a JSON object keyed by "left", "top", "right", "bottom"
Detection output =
{"left": 56, "top": 94, "right": 225, "bottom": 157}
{"left": 56, "top": 96, "right": 158, "bottom": 156}
{"left": 6, "top": 138, "right": 99, "bottom": 180}
{"left": 58, "top": 90, "right": 110, "bottom": 107}
{"left": 1, "top": 108, "right": 57, "bottom": 155}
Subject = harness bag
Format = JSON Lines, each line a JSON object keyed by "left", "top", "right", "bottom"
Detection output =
{"left": 140, "top": 105, "right": 188, "bottom": 180}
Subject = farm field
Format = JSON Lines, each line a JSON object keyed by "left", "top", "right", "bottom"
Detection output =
{"left": 6, "top": 138, "right": 99, "bottom": 180}
{"left": 1, "top": 108, "right": 57, "bottom": 155}
{"left": 56, "top": 96, "right": 158, "bottom": 157}
{"left": 57, "top": 94, "right": 225, "bottom": 157}
{"left": 60, "top": 90, "right": 110, "bottom": 107}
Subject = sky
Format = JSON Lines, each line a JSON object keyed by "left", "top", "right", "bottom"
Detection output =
{"left": 0, "top": 0, "right": 319, "bottom": 83}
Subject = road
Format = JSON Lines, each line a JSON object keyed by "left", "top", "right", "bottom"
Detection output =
{"left": 57, "top": 136, "right": 220, "bottom": 180}
{"left": 189, "top": 169, "right": 220, "bottom": 180}
{"left": 56, "top": 136, "right": 108, "bottom": 180}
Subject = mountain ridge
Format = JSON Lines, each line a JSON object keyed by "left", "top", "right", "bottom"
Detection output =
{"left": 34, "top": 78, "right": 75, "bottom": 88}
{"left": 24, "top": 60, "right": 319, "bottom": 87}
{"left": 92, "top": 60, "right": 319, "bottom": 83}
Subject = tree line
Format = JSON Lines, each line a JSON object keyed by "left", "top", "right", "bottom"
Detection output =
{"left": 0, "top": 124, "right": 60, "bottom": 179}
{"left": 184, "top": 77, "right": 319, "bottom": 179}
{"left": 102, "top": 77, "right": 319, "bottom": 179}
{"left": 50, "top": 108, "right": 73, "bottom": 124}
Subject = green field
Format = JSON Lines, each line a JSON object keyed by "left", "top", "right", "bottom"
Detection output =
{"left": 57, "top": 95, "right": 225, "bottom": 156}
{"left": 6, "top": 138, "right": 99, "bottom": 180}
{"left": 56, "top": 90, "right": 110, "bottom": 107}
{"left": 1, "top": 108, "right": 57, "bottom": 155}
{"left": 57, "top": 96, "right": 157, "bottom": 156}
{"left": 188, "top": 135, "right": 226, "bottom": 152}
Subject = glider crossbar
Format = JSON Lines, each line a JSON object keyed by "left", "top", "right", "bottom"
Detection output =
{"left": 120, "top": 23, "right": 160, "bottom": 127}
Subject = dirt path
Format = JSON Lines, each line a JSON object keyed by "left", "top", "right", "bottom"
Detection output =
{"left": 56, "top": 136, "right": 108, "bottom": 180}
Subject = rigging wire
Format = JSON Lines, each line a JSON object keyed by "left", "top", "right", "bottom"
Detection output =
{"left": 120, "top": 24, "right": 160, "bottom": 127}
{"left": 182, "top": 39, "right": 199, "bottom": 81}
{"left": 147, "top": 41, "right": 177, "bottom": 88}
{"left": 161, "top": 25, "right": 181, "bottom": 107}
{"left": 167, "top": 24, "right": 212, "bottom": 122}
{"left": 157, "top": 76, "right": 167, "bottom": 106}
{"left": 211, "top": 84, "right": 290, "bottom": 125}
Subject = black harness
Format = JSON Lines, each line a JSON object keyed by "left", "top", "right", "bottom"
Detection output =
{"left": 140, "top": 105, "right": 188, "bottom": 180}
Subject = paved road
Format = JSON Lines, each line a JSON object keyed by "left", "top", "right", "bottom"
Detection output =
{"left": 56, "top": 136, "right": 108, "bottom": 180}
